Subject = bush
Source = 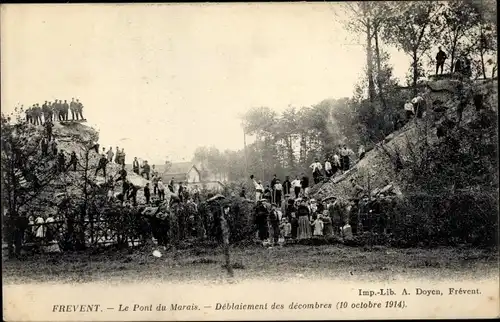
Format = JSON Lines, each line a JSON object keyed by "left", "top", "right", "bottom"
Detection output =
{"left": 390, "top": 192, "right": 498, "bottom": 247}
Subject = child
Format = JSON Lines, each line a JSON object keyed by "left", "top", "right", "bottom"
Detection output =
{"left": 312, "top": 214, "right": 324, "bottom": 237}
{"left": 321, "top": 210, "right": 333, "bottom": 237}
{"left": 284, "top": 218, "right": 292, "bottom": 241}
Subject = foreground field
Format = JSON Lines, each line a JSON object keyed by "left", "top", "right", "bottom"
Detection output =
{"left": 3, "top": 244, "right": 498, "bottom": 284}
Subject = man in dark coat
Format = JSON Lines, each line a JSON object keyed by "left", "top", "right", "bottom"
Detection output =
{"left": 62, "top": 100, "right": 70, "bottom": 121}
{"left": 254, "top": 201, "right": 269, "bottom": 243}
{"left": 67, "top": 151, "right": 78, "bottom": 171}
{"left": 51, "top": 140, "right": 58, "bottom": 157}
{"left": 282, "top": 176, "right": 292, "bottom": 196}
{"left": 141, "top": 160, "right": 151, "bottom": 180}
{"left": 144, "top": 183, "right": 151, "bottom": 204}
{"left": 95, "top": 154, "right": 108, "bottom": 177}
{"left": 57, "top": 151, "right": 66, "bottom": 172}
{"left": 40, "top": 138, "right": 49, "bottom": 157}
{"left": 132, "top": 157, "right": 140, "bottom": 174}
{"left": 76, "top": 99, "right": 84, "bottom": 120}
{"left": 70, "top": 98, "right": 78, "bottom": 121}
{"left": 436, "top": 46, "right": 447, "bottom": 75}
{"left": 270, "top": 174, "right": 278, "bottom": 203}
{"left": 44, "top": 119, "right": 53, "bottom": 142}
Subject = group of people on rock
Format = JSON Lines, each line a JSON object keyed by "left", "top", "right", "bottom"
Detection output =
{"left": 248, "top": 144, "right": 365, "bottom": 205}
{"left": 309, "top": 144, "right": 365, "bottom": 184}
{"left": 435, "top": 46, "right": 472, "bottom": 78}
{"left": 24, "top": 98, "right": 85, "bottom": 125}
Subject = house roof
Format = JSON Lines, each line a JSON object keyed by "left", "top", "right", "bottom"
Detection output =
{"left": 163, "top": 162, "right": 194, "bottom": 175}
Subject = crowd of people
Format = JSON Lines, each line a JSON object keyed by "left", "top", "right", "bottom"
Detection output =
{"left": 248, "top": 144, "right": 364, "bottom": 205}
{"left": 23, "top": 98, "right": 86, "bottom": 125}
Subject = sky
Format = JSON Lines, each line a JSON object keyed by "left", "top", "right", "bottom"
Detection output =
{"left": 1, "top": 3, "right": 411, "bottom": 164}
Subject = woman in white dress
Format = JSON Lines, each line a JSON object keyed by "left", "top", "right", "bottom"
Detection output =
{"left": 34, "top": 215, "right": 45, "bottom": 240}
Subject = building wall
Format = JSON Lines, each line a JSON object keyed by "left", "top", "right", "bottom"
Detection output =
{"left": 186, "top": 167, "right": 200, "bottom": 183}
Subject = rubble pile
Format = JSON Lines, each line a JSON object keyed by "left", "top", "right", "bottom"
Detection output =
{"left": 313, "top": 78, "right": 498, "bottom": 202}
{"left": 20, "top": 122, "right": 152, "bottom": 214}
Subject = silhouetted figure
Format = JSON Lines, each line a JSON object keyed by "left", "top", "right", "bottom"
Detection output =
{"left": 436, "top": 47, "right": 447, "bottom": 75}
{"left": 42, "top": 101, "right": 50, "bottom": 123}
{"left": 454, "top": 58, "right": 463, "bottom": 74}
{"left": 67, "top": 151, "right": 78, "bottom": 171}
{"left": 473, "top": 93, "right": 484, "bottom": 112}
{"left": 141, "top": 160, "right": 150, "bottom": 180}
{"left": 44, "top": 119, "right": 54, "bottom": 142}
{"left": 51, "top": 140, "right": 58, "bottom": 157}
{"left": 57, "top": 151, "right": 66, "bottom": 172}
{"left": 25, "top": 106, "right": 32, "bottom": 124}
{"left": 144, "top": 183, "right": 151, "bottom": 204}
{"left": 116, "top": 165, "right": 128, "bottom": 183}
{"left": 95, "top": 154, "right": 108, "bottom": 177}
{"left": 40, "top": 138, "right": 49, "bottom": 157}
{"left": 133, "top": 157, "right": 140, "bottom": 174}
{"left": 76, "top": 99, "right": 84, "bottom": 120}
{"left": 62, "top": 100, "right": 69, "bottom": 121}
{"left": 70, "top": 98, "right": 78, "bottom": 120}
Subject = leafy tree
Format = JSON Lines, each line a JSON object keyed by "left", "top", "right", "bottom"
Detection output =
{"left": 382, "top": 1, "right": 443, "bottom": 94}
{"left": 1, "top": 109, "right": 59, "bottom": 257}
{"left": 436, "top": 0, "right": 481, "bottom": 73}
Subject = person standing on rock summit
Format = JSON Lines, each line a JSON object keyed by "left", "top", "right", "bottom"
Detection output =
{"left": 70, "top": 98, "right": 78, "bottom": 121}
{"left": 62, "top": 100, "right": 70, "bottom": 121}
{"left": 436, "top": 46, "right": 447, "bottom": 76}
{"left": 76, "top": 99, "right": 84, "bottom": 120}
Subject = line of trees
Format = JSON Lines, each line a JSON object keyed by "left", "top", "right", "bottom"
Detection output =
{"left": 192, "top": 0, "right": 497, "bottom": 185}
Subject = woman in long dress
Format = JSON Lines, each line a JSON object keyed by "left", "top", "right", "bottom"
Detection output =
{"left": 296, "top": 200, "right": 311, "bottom": 240}
{"left": 35, "top": 215, "right": 45, "bottom": 240}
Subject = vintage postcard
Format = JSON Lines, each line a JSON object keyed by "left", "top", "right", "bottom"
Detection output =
{"left": 1, "top": 2, "right": 499, "bottom": 321}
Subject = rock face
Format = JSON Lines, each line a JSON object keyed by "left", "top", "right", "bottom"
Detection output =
{"left": 312, "top": 79, "right": 498, "bottom": 202}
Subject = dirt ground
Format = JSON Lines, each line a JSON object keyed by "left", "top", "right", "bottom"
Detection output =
{"left": 2, "top": 244, "right": 498, "bottom": 285}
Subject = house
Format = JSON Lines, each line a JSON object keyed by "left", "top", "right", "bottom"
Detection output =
{"left": 161, "top": 162, "right": 224, "bottom": 192}
{"left": 162, "top": 162, "right": 200, "bottom": 184}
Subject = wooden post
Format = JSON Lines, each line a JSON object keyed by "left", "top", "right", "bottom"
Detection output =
{"left": 220, "top": 205, "right": 233, "bottom": 278}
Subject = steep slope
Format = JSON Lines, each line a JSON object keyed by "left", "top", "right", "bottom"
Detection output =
{"left": 312, "top": 78, "right": 498, "bottom": 201}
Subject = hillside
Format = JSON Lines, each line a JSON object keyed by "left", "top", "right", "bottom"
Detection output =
{"left": 312, "top": 78, "right": 498, "bottom": 201}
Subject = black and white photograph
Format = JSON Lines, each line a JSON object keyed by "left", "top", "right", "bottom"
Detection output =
{"left": 2, "top": 2, "right": 499, "bottom": 320}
